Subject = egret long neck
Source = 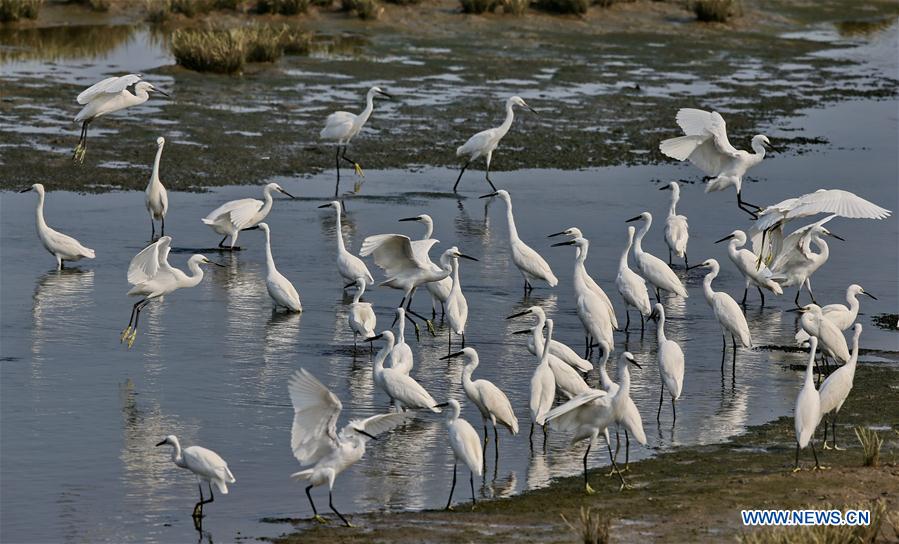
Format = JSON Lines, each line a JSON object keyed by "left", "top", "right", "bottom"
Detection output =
{"left": 633, "top": 219, "right": 650, "bottom": 255}
{"left": 263, "top": 229, "right": 275, "bottom": 273}
{"left": 598, "top": 352, "right": 613, "bottom": 390}
{"left": 849, "top": 329, "right": 861, "bottom": 366}
{"left": 421, "top": 219, "right": 433, "bottom": 240}
{"left": 184, "top": 260, "right": 205, "bottom": 288}
{"left": 373, "top": 338, "right": 392, "bottom": 372}
{"left": 751, "top": 139, "right": 767, "bottom": 158}
{"left": 334, "top": 209, "right": 347, "bottom": 253}
{"left": 617, "top": 358, "right": 631, "bottom": 397}
{"left": 498, "top": 101, "right": 516, "bottom": 136}
{"left": 619, "top": 233, "right": 633, "bottom": 271}
{"left": 34, "top": 190, "right": 48, "bottom": 232}
{"left": 357, "top": 93, "right": 375, "bottom": 128}
{"left": 668, "top": 191, "right": 679, "bottom": 217}
{"left": 503, "top": 200, "right": 520, "bottom": 242}
{"left": 656, "top": 312, "right": 667, "bottom": 343}
{"left": 462, "top": 358, "right": 477, "bottom": 383}
{"left": 396, "top": 313, "right": 406, "bottom": 345}
{"left": 846, "top": 292, "right": 860, "bottom": 320}
{"left": 353, "top": 282, "right": 365, "bottom": 304}
{"left": 702, "top": 269, "right": 717, "bottom": 305}
{"left": 170, "top": 439, "right": 184, "bottom": 467}
{"left": 258, "top": 188, "right": 275, "bottom": 222}
{"left": 449, "top": 258, "right": 462, "bottom": 294}
{"left": 150, "top": 145, "right": 163, "bottom": 188}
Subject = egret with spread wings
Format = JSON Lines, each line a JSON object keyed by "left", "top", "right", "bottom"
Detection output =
{"left": 202, "top": 183, "right": 295, "bottom": 250}
{"left": 768, "top": 216, "right": 843, "bottom": 306}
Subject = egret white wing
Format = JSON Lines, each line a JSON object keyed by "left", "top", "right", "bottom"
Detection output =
{"left": 321, "top": 111, "right": 356, "bottom": 139}
{"left": 360, "top": 234, "right": 426, "bottom": 279}
{"left": 182, "top": 446, "right": 235, "bottom": 487}
{"left": 127, "top": 236, "right": 171, "bottom": 285}
{"left": 343, "top": 412, "right": 410, "bottom": 441}
{"left": 77, "top": 74, "right": 142, "bottom": 104}
{"left": 789, "top": 189, "right": 891, "bottom": 221}
{"left": 288, "top": 369, "right": 342, "bottom": 465}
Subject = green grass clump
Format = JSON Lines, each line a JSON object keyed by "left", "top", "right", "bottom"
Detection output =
{"left": 561, "top": 507, "right": 610, "bottom": 544}
{"left": 741, "top": 500, "right": 887, "bottom": 544}
{"left": 459, "top": 0, "right": 496, "bottom": 14}
{"left": 341, "top": 0, "right": 380, "bottom": 19}
{"left": 501, "top": 0, "right": 528, "bottom": 14}
{"left": 244, "top": 26, "right": 285, "bottom": 62}
{"left": 0, "top": 0, "right": 43, "bottom": 22}
{"left": 171, "top": 28, "right": 246, "bottom": 73}
{"left": 691, "top": 0, "right": 740, "bottom": 22}
{"left": 280, "top": 28, "right": 313, "bottom": 54}
{"left": 535, "top": 0, "right": 587, "bottom": 14}
{"left": 255, "top": 0, "right": 309, "bottom": 14}
{"left": 854, "top": 426, "right": 884, "bottom": 467}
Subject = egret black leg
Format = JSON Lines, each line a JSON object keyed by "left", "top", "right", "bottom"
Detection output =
{"left": 485, "top": 162, "right": 496, "bottom": 192}
{"left": 529, "top": 422, "right": 534, "bottom": 450}
{"left": 624, "top": 310, "right": 630, "bottom": 331}
{"left": 831, "top": 417, "right": 839, "bottom": 449}
{"left": 741, "top": 286, "right": 748, "bottom": 306}
{"left": 671, "top": 398, "right": 677, "bottom": 424}
{"left": 607, "top": 440, "right": 628, "bottom": 490}
{"left": 668, "top": 248, "right": 672, "bottom": 265}
{"left": 657, "top": 385, "right": 664, "bottom": 422}
{"left": 810, "top": 440, "right": 820, "bottom": 470}
{"left": 794, "top": 287, "right": 802, "bottom": 307}
{"left": 329, "top": 490, "right": 351, "bottom": 527}
{"left": 582, "top": 442, "right": 592, "bottom": 493}
{"left": 453, "top": 161, "right": 471, "bottom": 192}
{"left": 794, "top": 442, "right": 800, "bottom": 470}
{"left": 445, "top": 461, "right": 457, "bottom": 509}
{"left": 656, "top": 288, "right": 661, "bottom": 303}
{"left": 494, "top": 425, "right": 499, "bottom": 464}
{"left": 737, "top": 192, "right": 759, "bottom": 218}
{"left": 161, "top": 216, "right": 165, "bottom": 237}
{"left": 218, "top": 235, "right": 229, "bottom": 248}
{"left": 461, "top": 333, "right": 465, "bottom": 348}
{"left": 640, "top": 314, "right": 645, "bottom": 333}
{"left": 732, "top": 335, "right": 737, "bottom": 376}
{"left": 624, "top": 430, "right": 631, "bottom": 470}
{"left": 683, "top": 253, "right": 688, "bottom": 270}
{"left": 305, "top": 485, "right": 321, "bottom": 519}
{"left": 193, "top": 483, "right": 205, "bottom": 517}
{"left": 150, "top": 215, "right": 156, "bottom": 240}
{"left": 335, "top": 146, "right": 341, "bottom": 197}
{"left": 469, "top": 471, "right": 476, "bottom": 506}
{"left": 757, "top": 286, "right": 765, "bottom": 307}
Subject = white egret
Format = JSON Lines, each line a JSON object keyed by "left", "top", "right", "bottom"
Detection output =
{"left": 506, "top": 306, "right": 593, "bottom": 372}
{"left": 454, "top": 96, "right": 537, "bottom": 192}
{"left": 145, "top": 136, "right": 169, "bottom": 240}
{"left": 445, "top": 251, "right": 471, "bottom": 352}
{"left": 19, "top": 183, "right": 95, "bottom": 270}
{"left": 288, "top": 368, "right": 408, "bottom": 526}
{"left": 482, "top": 190, "right": 558, "bottom": 293}
{"left": 609, "top": 351, "right": 647, "bottom": 471}
{"left": 257, "top": 223, "right": 302, "bottom": 312}
{"left": 659, "top": 108, "right": 773, "bottom": 216}
{"left": 819, "top": 324, "right": 862, "bottom": 450}
{"left": 769, "top": 216, "right": 843, "bottom": 306}
{"left": 795, "top": 285, "right": 875, "bottom": 344}
{"left": 202, "top": 183, "right": 295, "bottom": 250}
{"left": 692, "top": 259, "right": 751, "bottom": 373}
{"left": 625, "top": 212, "right": 687, "bottom": 301}
{"left": 320, "top": 86, "right": 392, "bottom": 196}
{"left": 369, "top": 331, "right": 442, "bottom": 412}
{"left": 73, "top": 74, "right": 169, "bottom": 163}
{"left": 348, "top": 278, "right": 376, "bottom": 349}
{"left": 547, "top": 227, "right": 618, "bottom": 329}
{"left": 660, "top": 182, "right": 689, "bottom": 268}
{"left": 389, "top": 308, "right": 413, "bottom": 375}
{"left": 527, "top": 318, "right": 557, "bottom": 446}
{"left": 513, "top": 317, "right": 590, "bottom": 399}
{"left": 793, "top": 337, "right": 824, "bottom": 471}
{"left": 615, "top": 226, "right": 652, "bottom": 332}
{"left": 443, "top": 399, "right": 483, "bottom": 509}
{"left": 651, "top": 303, "right": 684, "bottom": 423}
{"left": 318, "top": 201, "right": 374, "bottom": 289}
{"left": 155, "top": 435, "right": 235, "bottom": 519}
{"left": 398, "top": 214, "right": 452, "bottom": 318}
{"left": 798, "top": 304, "right": 850, "bottom": 364}
{"left": 121, "top": 236, "right": 221, "bottom": 348}
{"left": 714, "top": 229, "right": 782, "bottom": 307}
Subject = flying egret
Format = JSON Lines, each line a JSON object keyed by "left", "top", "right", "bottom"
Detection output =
{"left": 548, "top": 227, "right": 618, "bottom": 328}
{"left": 320, "top": 86, "right": 392, "bottom": 196}
{"left": 514, "top": 317, "right": 590, "bottom": 399}
{"left": 769, "top": 216, "right": 843, "bottom": 306}
{"left": 257, "top": 223, "right": 302, "bottom": 312}
{"left": 445, "top": 251, "right": 471, "bottom": 352}
{"left": 202, "top": 183, "right": 295, "bottom": 250}
{"left": 389, "top": 308, "right": 413, "bottom": 375}
{"left": 609, "top": 351, "right": 647, "bottom": 471}
{"left": 288, "top": 368, "right": 408, "bottom": 526}
{"left": 527, "top": 318, "right": 557, "bottom": 446}
{"left": 369, "top": 331, "right": 442, "bottom": 412}
{"left": 819, "top": 324, "right": 862, "bottom": 450}
{"left": 625, "top": 212, "right": 688, "bottom": 301}
{"left": 348, "top": 278, "right": 376, "bottom": 349}
{"left": 506, "top": 306, "right": 593, "bottom": 372}
{"left": 482, "top": 190, "right": 558, "bottom": 293}
{"left": 73, "top": 74, "right": 169, "bottom": 163}
{"left": 659, "top": 108, "right": 773, "bottom": 216}
{"left": 793, "top": 337, "right": 824, "bottom": 471}
{"left": 398, "top": 214, "right": 452, "bottom": 318}
{"left": 798, "top": 304, "right": 850, "bottom": 364}
{"left": 714, "top": 230, "right": 783, "bottom": 307}
{"left": 454, "top": 96, "right": 537, "bottom": 192}
{"left": 443, "top": 399, "right": 483, "bottom": 510}
{"left": 615, "top": 226, "right": 652, "bottom": 332}
{"left": 145, "top": 136, "right": 169, "bottom": 241}
{"left": 651, "top": 303, "right": 684, "bottom": 424}
{"left": 121, "top": 236, "right": 221, "bottom": 348}
{"left": 155, "top": 435, "right": 235, "bottom": 520}
{"left": 795, "top": 285, "right": 875, "bottom": 344}
{"left": 318, "top": 201, "right": 374, "bottom": 289}
{"left": 19, "top": 184, "right": 95, "bottom": 270}
{"left": 692, "top": 259, "right": 752, "bottom": 373}
{"left": 660, "top": 182, "right": 689, "bottom": 268}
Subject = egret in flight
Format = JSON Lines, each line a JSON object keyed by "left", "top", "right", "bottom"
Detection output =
{"left": 454, "top": 96, "right": 537, "bottom": 192}
{"left": 156, "top": 435, "right": 235, "bottom": 520}
{"left": 660, "top": 182, "right": 689, "bottom": 268}
{"left": 548, "top": 227, "right": 618, "bottom": 329}
{"left": 318, "top": 201, "right": 374, "bottom": 290}
{"left": 20, "top": 184, "right": 95, "bottom": 270}
{"left": 769, "top": 216, "right": 843, "bottom": 306}
{"left": 659, "top": 108, "right": 773, "bottom": 216}
{"left": 795, "top": 285, "right": 875, "bottom": 344}
{"left": 692, "top": 259, "right": 751, "bottom": 373}
{"left": 73, "top": 74, "right": 169, "bottom": 163}
{"left": 819, "top": 324, "right": 862, "bottom": 450}
{"left": 145, "top": 136, "right": 169, "bottom": 241}
{"left": 320, "top": 86, "right": 392, "bottom": 196}
{"left": 506, "top": 306, "right": 593, "bottom": 372}
{"left": 651, "top": 303, "right": 684, "bottom": 424}
{"left": 398, "top": 214, "right": 452, "bottom": 318}
{"left": 443, "top": 399, "right": 483, "bottom": 510}
{"left": 793, "top": 337, "right": 824, "bottom": 471}
{"left": 616, "top": 226, "right": 652, "bottom": 332}
{"left": 714, "top": 230, "right": 782, "bottom": 307}
{"left": 258, "top": 223, "right": 302, "bottom": 312}
{"left": 370, "top": 331, "right": 442, "bottom": 412}
{"left": 202, "top": 183, "right": 295, "bottom": 250}
{"left": 626, "top": 212, "right": 688, "bottom": 301}
{"left": 288, "top": 368, "right": 409, "bottom": 526}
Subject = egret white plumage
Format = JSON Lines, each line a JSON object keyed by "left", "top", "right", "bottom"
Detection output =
{"left": 73, "top": 74, "right": 169, "bottom": 163}
{"left": 454, "top": 96, "right": 536, "bottom": 192}
{"left": 258, "top": 223, "right": 302, "bottom": 312}
{"left": 626, "top": 212, "right": 688, "bottom": 301}
{"left": 660, "top": 182, "right": 689, "bottom": 268}
{"left": 370, "top": 331, "right": 442, "bottom": 412}
{"left": 19, "top": 183, "right": 95, "bottom": 270}
{"left": 389, "top": 308, "right": 414, "bottom": 375}
{"left": 320, "top": 86, "right": 392, "bottom": 196}
{"left": 506, "top": 306, "right": 593, "bottom": 372}
{"left": 443, "top": 399, "right": 483, "bottom": 509}
{"left": 318, "top": 201, "right": 374, "bottom": 289}
{"left": 793, "top": 337, "right": 824, "bottom": 471}
{"left": 527, "top": 318, "right": 557, "bottom": 446}
{"left": 819, "top": 324, "right": 862, "bottom": 450}
{"left": 445, "top": 250, "right": 471, "bottom": 352}
{"left": 548, "top": 227, "right": 618, "bottom": 329}
{"left": 202, "top": 183, "right": 295, "bottom": 250}
{"left": 795, "top": 285, "right": 875, "bottom": 344}
{"left": 514, "top": 315, "right": 590, "bottom": 399}
{"left": 768, "top": 216, "right": 843, "bottom": 306}
{"left": 609, "top": 351, "right": 647, "bottom": 471}
{"left": 692, "top": 259, "right": 752, "bottom": 372}
{"left": 616, "top": 226, "right": 652, "bottom": 332}
{"left": 348, "top": 278, "right": 376, "bottom": 349}
{"left": 155, "top": 435, "right": 235, "bottom": 519}
{"left": 651, "top": 303, "right": 684, "bottom": 423}
{"left": 714, "top": 229, "right": 782, "bottom": 307}
{"left": 288, "top": 368, "right": 408, "bottom": 526}
{"left": 145, "top": 136, "right": 169, "bottom": 240}
{"left": 398, "top": 214, "right": 452, "bottom": 318}
{"left": 659, "top": 108, "right": 773, "bottom": 216}
{"left": 798, "top": 304, "right": 850, "bottom": 364}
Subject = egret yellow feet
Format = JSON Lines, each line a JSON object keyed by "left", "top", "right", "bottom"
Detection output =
{"left": 120, "top": 326, "right": 132, "bottom": 343}
{"left": 353, "top": 163, "right": 364, "bottom": 177}
{"left": 72, "top": 144, "right": 86, "bottom": 164}
{"left": 127, "top": 329, "right": 137, "bottom": 348}
{"left": 425, "top": 320, "right": 436, "bottom": 336}
{"left": 312, "top": 515, "right": 328, "bottom": 524}
{"left": 584, "top": 483, "right": 595, "bottom": 495}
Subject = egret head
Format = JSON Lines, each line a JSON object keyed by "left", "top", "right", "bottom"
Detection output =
{"left": 369, "top": 86, "right": 392, "bottom": 99}
{"left": 506, "top": 305, "right": 545, "bottom": 322}
{"left": 849, "top": 284, "right": 877, "bottom": 300}
{"left": 798, "top": 304, "right": 822, "bottom": 314}
{"left": 367, "top": 330, "right": 394, "bottom": 345}
{"left": 155, "top": 435, "right": 178, "bottom": 447}
{"left": 625, "top": 211, "right": 651, "bottom": 224}
{"left": 509, "top": 96, "right": 537, "bottom": 114}
{"left": 318, "top": 200, "right": 340, "bottom": 210}
{"left": 658, "top": 181, "right": 679, "bottom": 194}
{"left": 257, "top": 222, "right": 270, "bottom": 234}
{"left": 445, "top": 398, "right": 462, "bottom": 419}
{"left": 551, "top": 236, "right": 587, "bottom": 249}
{"left": 547, "top": 227, "right": 583, "bottom": 238}
{"left": 753, "top": 134, "right": 776, "bottom": 152}
{"left": 138, "top": 81, "right": 169, "bottom": 97}
{"left": 649, "top": 302, "right": 665, "bottom": 321}
{"left": 194, "top": 255, "right": 225, "bottom": 267}
{"left": 714, "top": 230, "right": 746, "bottom": 245}
{"left": 440, "top": 347, "right": 478, "bottom": 363}
{"left": 622, "top": 351, "right": 642, "bottom": 369}
{"left": 156, "top": 136, "right": 165, "bottom": 147}
{"left": 266, "top": 182, "right": 295, "bottom": 199}
{"left": 19, "top": 183, "right": 44, "bottom": 195}
{"left": 819, "top": 227, "right": 844, "bottom": 241}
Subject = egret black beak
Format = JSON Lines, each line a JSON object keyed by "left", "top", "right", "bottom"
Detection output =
{"left": 715, "top": 234, "right": 735, "bottom": 244}
{"left": 863, "top": 291, "right": 878, "bottom": 300}
{"left": 658, "top": 185, "right": 671, "bottom": 191}
{"left": 366, "top": 334, "right": 384, "bottom": 342}
{"left": 627, "top": 356, "right": 642, "bottom": 369}
{"left": 625, "top": 215, "right": 643, "bottom": 223}
{"left": 440, "top": 351, "right": 465, "bottom": 360}
{"left": 398, "top": 217, "right": 419, "bottom": 222}
{"left": 526, "top": 106, "right": 539, "bottom": 116}
{"left": 765, "top": 142, "right": 780, "bottom": 152}
{"left": 18, "top": 187, "right": 33, "bottom": 193}
{"left": 355, "top": 428, "right": 378, "bottom": 440}
{"left": 547, "top": 231, "right": 568, "bottom": 238}
{"left": 512, "top": 329, "right": 532, "bottom": 335}
{"left": 205, "top": 260, "right": 226, "bottom": 267}
{"left": 152, "top": 87, "right": 170, "bottom": 98}
{"left": 686, "top": 263, "right": 704, "bottom": 271}
{"left": 829, "top": 232, "right": 845, "bottom": 241}
{"left": 155, "top": 440, "right": 166, "bottom": 447}
{"left": 506, "top": 310, "right": 532, "bottom": 319}
{"left": 479, "top": 192, "right": 499, "bottom": 199}
{"left": 377, "top": 91, "right": 393, "bottom": 99}
{"left": 457, "top": 254, "right": 478, "bottom": 261}
{"left": 317, "top": 203, "right": 332, "bottom": 208}
{"left": 279, "top": 188, "right": 296, "bottom": 199}
{"left": 551, "top": 240, "right": 576, "bottom": 247}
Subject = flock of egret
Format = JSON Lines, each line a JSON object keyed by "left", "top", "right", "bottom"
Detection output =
{"left": 15, "top": 73, "right": 895, "bottom": 525}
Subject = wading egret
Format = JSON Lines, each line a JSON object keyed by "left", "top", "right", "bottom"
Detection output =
{"left": 390, "top": 308, "right": 413, "bottom": 375}
{"left": 145, "top": 136, "right": 169, "bottom": 240}
{"left": 769, "top": 216, "right": 843, "bottom": 306}
{"left": 454, "top": 96, "right": 536, "bottom": 192}
{"left": 651, "top": 303, "right": 684, "bottom": 424}
{"left": 443, "top": 399, "right": 483, "bottom": 509}
{"left": 798, "top": 304, "right": 850, "bottom": 364}
{"left": 515, "top": 317, "right": 590, "bottom": 399}
{"left": 819, "top": 324, "right": 862, "bottom": 450}
{"left": 202, "top": 183, "right": 295, "bottom": 250}
{"left": 398, "top": 214, "right": 452, "bottom": 318}
{"left": 609, "top": 351, "right": 647, "bottom": 471}
{"left": 482, "top": 190, "right": 558, "bottom": 293}
{"left": 288, "top": 368, "right": 408, "bottom": 526}
{"left": 369, "top": 331, "right": 442, "bottom": 412}
{"left": 660, "top": 182, "right": 689, "bottom": 268}
{"left": 348, "top": 278, "right": 376, "bottom": 349}
{"left": 155, "top": 435, "right": 235, "bottom": 519}
{"left": 320, "top": 86, "right": 392, "bottom": 196}
{"left": 659, "top": 108, "right": 773, "bottom": 216}
{"left": 547, "top": 227, "right": 618, "bottom": 329}
{"left": 73, "top": 74, "right": 169, "bottom": 163}
{"left": 445, "top": 251, "right": 471, "bottom": 352}
{"left": 318, "top": 201, "right": 374, "bottom": 289}
{"left": 692, "top": 259, "right": 751, "bottom": 372}
{"left": 795, "top": 285, "right": 875, "bottom": 344}
{"left": 19, "top": 184, "right": 95, "bottom": 270}
{"left": 121, "top": 236, "right": 221, "bottom": 348}
{"left": 258, "top": 223, "right": 302, "bottom": 312}
{"left": 506, "top": 306, "right": 593, "bottom": 372}
{"left": 714, "top": 230, "right": 782, "bottom": 307}
{"left": 626, "top": 212, "right": 688, "bottom": 301}
{"left": 527, "top": 318, "right": 557, "bottom": 446}
{"left": 615, "top": 226, "right": 652, "bottom": 332}
{"left": 793, "top": 337, "right": 824, "bottom": 471}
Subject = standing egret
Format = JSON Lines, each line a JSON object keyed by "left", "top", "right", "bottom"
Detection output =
{"left": 288, "top": 368, "right": 408, "bottom": 526}
{"left": 443, "top": 399, "right": 483, "bottom": 509}
{"left": 548, "top": 227, "right": 618, "bottom": 329}
{"left": 819, "top": 324, "right": 862, "bottom": 450}
{"left": 73, "top": 74, "right": 169, "bottom": 163}
{"left": 798, "top": 304, "right": 850, "bottom": 364}
{"left": 692, "top": 259, "right": 751, "bottom": 373}
{"left": 714, "top": 230, "right": 782, "bottom": 307}
{"left": 19, "top": 184, "right": 95, "bottom": 270}
{"left": 145, "top": 136, "right": 169, "bottom": 241}
{"left": 769, "top": 216, "right": 843, "bottom": 306}
{"left": 527, "top": 318, "right": 557, "bottom": 446}
{"left": 320, "top": 86, "right": 392, "bottom": 196}
{"left": 793, "top": 337, "right": 824, "bottom": 471}
{"left": 651, "top": 303, "right": 684, "bottom": 424}
{"left": 445, "top": 251, "right": 471, "bottom": 352}
{"left": 615, "top": 226, "right": 652, "bottom": 332}
{"left": 482, "top": 190, "right": 557, "bottom": 293}
{"left": 121, "top": 236, "right": 221, "bottom": 348}
{"left": 202, "top": 183, "right": 295, "bottom": 250}
{"left": 389, "top": 308, "right": 414, "bottom": 375}
{"left": 258, "top": 223, "right": 302, "bottom": 312}
{"left": 398, "top": 214, "right": 452, "bottom": 318}
{"left": 369, "top": 331, "right": 442, "bottom": 412}
{"left": 659, "top": 108, "right": 773, "bottom": 216}
{"left": 506, "top": 306, "right": 593, "bottom": 372}
{"left": 625, "top": 212, "right": 688, "bottom": 301}
{"left": 318, "top": 201, "right": 374, "bottom": 289}
{"left": 348, "top": 278, "right": 376, "bottom": 349}
{"left": 454, "top": 96, "right": 537, "bottom": 192}
{"left": 660, "top": 182, "right": 689, "bottom": 268}
{"left": 156, "top": 435, "right": 235, "bottom": 519}
{"left": 606, "top": 350, "right": 647, "bottom": 471}
{"left": 795, "top": 285, "right": 875, "bottom": 344}
{"left": 515, "top": 317, "right": 590, "bottom": 399}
